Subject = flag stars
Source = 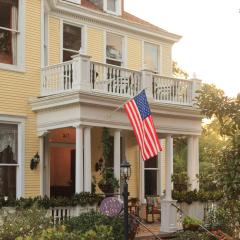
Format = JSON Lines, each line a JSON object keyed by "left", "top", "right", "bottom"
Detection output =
{"left": 134, "top": 90, "right": 151, "bottom": 120}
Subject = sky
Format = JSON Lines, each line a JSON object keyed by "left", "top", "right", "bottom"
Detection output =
{"left": 125, "top": 0, "right": 240, "bottom": 97}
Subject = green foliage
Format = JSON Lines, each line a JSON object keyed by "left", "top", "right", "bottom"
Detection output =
{"left": 102, "top": 128, "right": 112, "bottom": 162}
{"left": 183, "top": 216, "right": 202, "bottom": 226}
{"left": 172, "top": 172, "right": 189, "bottom": 191}
{"left": 172, "top": 61, "right": 189, "bottom": 79}
{"left": 173, "top": 138, "right": 187, "bottom": 174}
{"left": 65, "top": 211, "right": 124, "bottom": 240}
{"left": 172, "top": 190, "right": 223, "bottom": 204}
{"left": 0, "top": 192, "right": 102, "bottom": 209}
{"left": 175, "top": 230, "right": 215, "bottom": 240}
{"left": 0, "top": 206, "right": 52, "bottom": 240}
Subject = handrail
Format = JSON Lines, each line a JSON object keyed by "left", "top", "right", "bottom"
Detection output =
{"left": 171, "top": 203, "right": 218, "bottom": 239}
{"left": 41, "top": 60, "right": 74, "bottom": 70}
{"left": 130, "top": 213, "right": 163, "bottom": 240}
{"left": 91, "top": 60, "right": 141, "bottom": 74}
{"left": 152, "top": 74, "right": 191, "bottom": 83}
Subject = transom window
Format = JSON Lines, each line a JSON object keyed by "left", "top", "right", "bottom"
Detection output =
{"left": 0, "top": 0, "right": 18, "bottom": 65}
{"left": 144, "top": 42, "right": 159, "bottom": 73}
{"left": 106, "top": 33, "right": 123, "bottom": 66}
{"left": 0, "top": 124, "right": 18, "bottom": 198}
{"left": 63, "top": 23, "right": 82, "bottom": 62}
{"left": 144, "top": 156, "right": 160, "bottom": 196}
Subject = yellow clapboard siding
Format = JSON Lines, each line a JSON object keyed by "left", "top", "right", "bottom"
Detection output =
{"left": 0, "top": 0, "right": 41, "bottom": 197}
{"left": 161, "top": 44, "right": 172, "bottom": 76}
{"left": 87, "top": 27, "right": 104, "bottom": 62}
{"left": 49, "top": 16, "right": 61, "bottom": 65}
{"left": 127, "top": 37, "right": 142, "bottom": 71}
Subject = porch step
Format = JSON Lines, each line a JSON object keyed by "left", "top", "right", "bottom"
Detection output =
{"left": 135, "top": 232, "right": 177, "bottom": 240}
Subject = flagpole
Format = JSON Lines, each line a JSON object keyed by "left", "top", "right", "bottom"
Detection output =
{"left": 106, "top": 88, "right": 147, "bottom": 118}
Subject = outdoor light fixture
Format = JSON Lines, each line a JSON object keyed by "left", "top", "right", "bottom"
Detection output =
{"left": 120, "top": 160, "right": 131, "bottom": 181}
{"left": 30, "top": 152, "right": 40, "bottom": 170}
{"left": 120, "top": 160, "right": 131, "bottom": 240}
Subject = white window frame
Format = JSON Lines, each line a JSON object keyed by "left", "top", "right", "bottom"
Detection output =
{"left": 60, "top": 19, "right": 86, "bottom": 62}
{"left": 143, "top": 154, "right": 161, "bottom": 197}
{"left": 143, "top": 41, "right": 160, "bottom": 74}
{"left": 105, "top": 31, "right": 125, "bottom": 66}
{"left": 0, "top": 114, "right": 25, "bottom": 198}
{"left": 103, "top": 0, "right": 121, "bottom": 16}
{"left": 0, "top": 0, "right": 25, "bottom": 72}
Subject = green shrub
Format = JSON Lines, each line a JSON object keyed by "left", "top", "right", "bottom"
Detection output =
{"left": 65, "top": 211, "right": 124, "bottom": 240}
{"left": 175, "top": 230, "right": 216, "bottom": 240}
{"left": 0, "top": 206, "right": 52, "bottom": 240}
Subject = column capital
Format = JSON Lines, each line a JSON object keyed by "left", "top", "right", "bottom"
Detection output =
{"left": 73, "top": 123, "right": 81, "bottom": 128}
{"left": 38, "top": 131, "right": 48, "bottom": 137}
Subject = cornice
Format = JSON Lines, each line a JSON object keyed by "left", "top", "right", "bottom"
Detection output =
{"left": 30, "top": 90, "right": 203, "bottom": 120}
{"left": 47, "top": 0, "right": 181, "bottom": 44}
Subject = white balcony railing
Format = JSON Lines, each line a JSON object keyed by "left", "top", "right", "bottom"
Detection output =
{"left": 152, "top": 75, "right": 193, "bottom": 105}
{"left": 41, "top": 53, "right": 201, "bottom": 106}
{"left": 90, "top": 61, "right": 141, "bottom": 97}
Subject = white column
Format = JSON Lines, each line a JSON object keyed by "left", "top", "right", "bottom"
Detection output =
{"left": 84, "top": 127, "right": 92, "bottom": 192}
{"left": 75, "top": 125, "right": 84, "bottom": 193}
{"left": 187, "top": 136, "right": 199, "bottom": 190}
{"left": 114, "top": 130, "right": 121, "bottom": 183}
{"left": 165, "top": 135, "right": 173, "bottom": 200}
{"left": 39, "top": 135, "right": 44, "bottom": 197}
{"left": 161, "top": 135, "right": 177, "bottom": 233}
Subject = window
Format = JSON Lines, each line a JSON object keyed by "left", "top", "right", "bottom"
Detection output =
{"left": 144, "top": 42, "right": 159, "bottom": 73}
{"left": 0, "top": 124, "right": 18, "bottom": 198}
{"left": 107, "top": 0, "right": 116, "bottom": 12}
{"left": 106, "top": 33, "right": 123, "bottom": 66}
{"left": 144, "top": 156, "right": 160, "bottom": 196}
{"left": 63, "top": 23, "right": 82, "bottom": 62}
{"left": 0, "top": 0, "right": 18, "bottom": 65}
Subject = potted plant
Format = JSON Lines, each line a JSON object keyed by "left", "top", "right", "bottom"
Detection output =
{"left": 183, "top": 216, "right": 202, "bottom": 231}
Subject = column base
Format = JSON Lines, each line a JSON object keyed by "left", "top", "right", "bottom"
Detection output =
{"left": 160, "top": 199, "right": 178, "bottom": 233}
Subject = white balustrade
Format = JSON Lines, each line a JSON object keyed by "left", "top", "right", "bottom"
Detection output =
{"left": 90, "top": 61, "right": 141, "bottom": 97}
{"left": 153, "top": 75, "right": 193, "bottom": 105}
{"left": 41, "top": 59, "right": 198, "bottom": 106}
{"left": 41, "top": 60, "right": 74, "bottom": 96}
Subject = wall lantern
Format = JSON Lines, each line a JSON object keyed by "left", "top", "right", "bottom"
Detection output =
{"left": 30, "top": 152, "right": 40, "bottom": 170}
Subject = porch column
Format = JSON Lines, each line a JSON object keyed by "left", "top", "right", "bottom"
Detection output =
{"left": 39, "top": 133, "right": 45, "bottom": 197}
{"left": 114, "top": 129, "right": 121, "bottom": 185}
{"left": 84, "top": 127, "right": 92, "bottom": 192}
{"left": 161, "top": 135, "right": 177, "bottom": 233}
{"left": 187, "top": 136, "right": 199, "bottom": 190}
{"left": 75, "top": 125, "right": 84, "bottom": 193}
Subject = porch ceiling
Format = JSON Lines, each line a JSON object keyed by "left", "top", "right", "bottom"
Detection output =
{"left": 30, "top": 90, "right": 202, "bottom": 136}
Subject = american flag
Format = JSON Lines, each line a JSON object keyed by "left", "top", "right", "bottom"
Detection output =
{"left": 124, "top": 90, "right": 162, "bottom": 161}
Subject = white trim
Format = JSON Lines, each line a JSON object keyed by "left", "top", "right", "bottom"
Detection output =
{"left": 41, "top": 0, "right": 44, "bottom": 68}
{"left": 60, "top": 19, "right": 86, "bottom": 62}
{"left": 65, "top": 0, "right": 81, "bottom": 4}
{"left": 0, "top": 114, "right": 25, "bottom": 198}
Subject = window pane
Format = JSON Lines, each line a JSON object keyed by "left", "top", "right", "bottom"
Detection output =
{"left": 144, "top": 42, "right": 158, "bottom": 73}
{"left": 107, "top": 0, "right": 116, "bottom": 12}
{"left": 63, "top": 24, "right": 81, "bottom": 52}
{"left": 0, "top": 29, "right": 17, "bottom": 64}
{"left": 0, "top": 124, "right": 18, "bottom": 164}
{"left": 106, "top": 33, "right": 122, "bottom": 61}
{"left": 0, "top": 0, "right": 18, "bottom": 29}
{"left": 145, "top": 156, "right": 158, "bottom": 168}
{"left": 145, "top": 170, "right": 158, "bottom": 196}
{"left": 0, "top": 166, "right": 16, "bottom": 198}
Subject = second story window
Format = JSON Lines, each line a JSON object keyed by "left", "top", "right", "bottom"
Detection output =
{"left": 144, "top": 42, "right": 159, "bottom": 73}
{"left": 106, "top": 33, "right": 123, "bottom": 66}
{"left": 0, "top": 0, "right": 18, "bottom": 65}
{"left": 107, "top": 0, "right": 116, "bottom": 12}
{"left": 63, "top": 23, "right": 82, "bottom": 62}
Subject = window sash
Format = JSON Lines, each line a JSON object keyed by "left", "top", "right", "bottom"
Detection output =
{"left": 144, "top": 42, "right": 159, "bottom": 73}
{"left": 107, "top": 0, "right": 116, "bottom": 12}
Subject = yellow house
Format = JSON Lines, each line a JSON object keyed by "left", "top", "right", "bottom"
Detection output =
{"left": 0, "top": 0, "right": 202, "bottom": 232}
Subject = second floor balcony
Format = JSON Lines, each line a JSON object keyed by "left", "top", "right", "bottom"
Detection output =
{"left": 41, "top": 53, "right": 201, "bottom": 106}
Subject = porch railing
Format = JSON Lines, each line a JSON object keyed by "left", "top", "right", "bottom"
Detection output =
{"left": 152, "top": 75, "right": 193, "bottom": 105}
{"left": 40, "top": 53, "right": 201, "bottom": 106}
{"left": 90, "top": 61, "right": 141, "bottom": 97}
